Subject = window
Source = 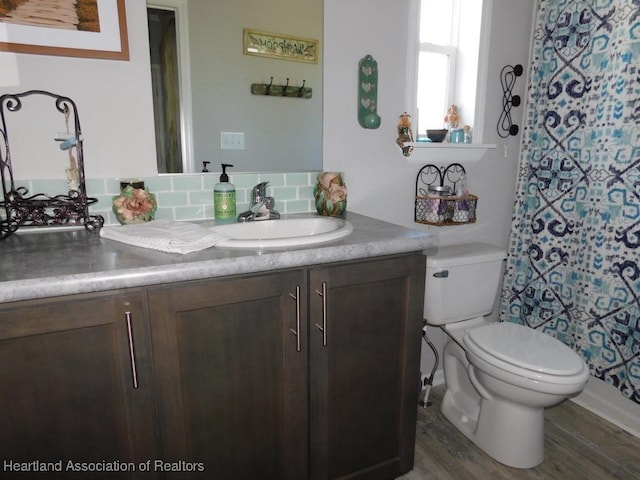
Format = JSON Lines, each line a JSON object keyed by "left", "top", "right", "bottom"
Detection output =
{"left": 410, "top": 0, "right": 485, "bottom": 140}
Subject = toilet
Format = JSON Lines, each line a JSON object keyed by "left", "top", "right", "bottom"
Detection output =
{"left": 424, "top": 242, "right": 589, "bottom": 469}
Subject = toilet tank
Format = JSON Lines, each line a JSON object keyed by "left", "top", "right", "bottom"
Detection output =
{"left": 424, "top": 242, "right": 507, "bottom": 325}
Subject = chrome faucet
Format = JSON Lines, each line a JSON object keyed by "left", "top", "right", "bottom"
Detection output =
{"left": 237, "top": 181, "right": 280, "bottom": 222}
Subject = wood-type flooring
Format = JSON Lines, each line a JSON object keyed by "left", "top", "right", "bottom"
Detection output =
{"left": 398, "top": 386, "right": 640, "bottom": 480}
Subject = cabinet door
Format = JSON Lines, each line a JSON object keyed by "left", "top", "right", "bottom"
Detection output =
{"left": 309, "top": 254, "right": 426, "bottom": 480}
{"left": 0, "top": 291, "right": 157, "bottom": 476}
{"left": 148, "top": 270, "right": 308, "bottom": 479}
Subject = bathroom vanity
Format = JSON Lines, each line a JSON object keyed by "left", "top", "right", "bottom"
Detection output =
{"left": 0, "top": 213, "right": 435, "bottom": 479}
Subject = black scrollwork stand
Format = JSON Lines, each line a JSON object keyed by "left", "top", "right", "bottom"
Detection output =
{"left": 0, "top": 90, "right": 104, "bottom": 239}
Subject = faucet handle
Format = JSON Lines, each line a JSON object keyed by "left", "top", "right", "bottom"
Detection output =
{"left": 265, "top": 197, "right": 280, "bottom": 219}
{"left": 264, "top": 196, "right": 275, "bottom": 210}
{"left": 252, "top": 181, "right": 269, "bottom": 202}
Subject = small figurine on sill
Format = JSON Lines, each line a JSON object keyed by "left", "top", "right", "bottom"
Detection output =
{"left": 463, "top": 125, "right": 473, "bottom": 144}
{"left": 396, "top": 112, "right": 414, "bottom": 157}
{"left": 444, "top": 105, "right": 460, "bottom": 130}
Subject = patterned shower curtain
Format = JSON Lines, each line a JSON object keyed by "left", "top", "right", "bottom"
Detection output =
{"left": 500, "top": 0, "right": 640, "bottom": 404}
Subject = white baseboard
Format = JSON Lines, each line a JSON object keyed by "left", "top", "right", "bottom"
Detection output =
{"left": 570, "top": 376, "right": 640, "bottom": 438}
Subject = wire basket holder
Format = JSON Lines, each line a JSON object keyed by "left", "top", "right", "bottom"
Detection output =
{"left": 0, "top": 90, "right": 104, "bottom": 239}
{"left": 414, "top": 163, "right": 478, "bottom": 226}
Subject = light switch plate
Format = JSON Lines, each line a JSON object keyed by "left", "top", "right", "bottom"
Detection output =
{"left": 220, "top": 132, "right": 245, "bottom": 150}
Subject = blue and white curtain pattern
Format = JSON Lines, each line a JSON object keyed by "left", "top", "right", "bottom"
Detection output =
{"left": 500, "top": 0, "right": 640, "bottom": 404}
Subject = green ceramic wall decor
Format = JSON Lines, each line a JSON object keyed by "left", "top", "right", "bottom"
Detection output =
{"left": 358, "top": 55, "right": 381, "bottom": 129}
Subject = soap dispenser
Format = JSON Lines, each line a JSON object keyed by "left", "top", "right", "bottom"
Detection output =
{"left": 214, "top": 163, "right": 236, "bottom": 224}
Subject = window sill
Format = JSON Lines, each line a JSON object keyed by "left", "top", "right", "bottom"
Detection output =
{"left": 403, "top": 143, "right": 496, "bottom": 163}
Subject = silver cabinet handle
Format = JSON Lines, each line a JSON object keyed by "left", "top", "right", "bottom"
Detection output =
{"left": 315, "top": 282, "right": 327, "bottom": 347}
{"left": 289, "top": 285, "right": 301, "bottom": 352}
{"left": 124, "top": 311, "right": 139, "bottom": 389}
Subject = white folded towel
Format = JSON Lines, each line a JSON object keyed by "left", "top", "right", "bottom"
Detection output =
{"left": 100, "top": 219, "right": 230, "bottom": 254}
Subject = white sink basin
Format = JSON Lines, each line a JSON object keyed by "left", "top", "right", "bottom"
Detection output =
{"left": 210, "top": 216, "right": 353, "bottom": 248}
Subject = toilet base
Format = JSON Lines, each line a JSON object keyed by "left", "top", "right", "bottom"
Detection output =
{"left": 441, "top": 339, "right": 545, "bottom": 469}
{"left": 441, "top": 380, "right": 544, "bottom": 469}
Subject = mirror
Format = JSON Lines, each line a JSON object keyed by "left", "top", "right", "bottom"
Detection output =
{"left": 147, "top": 0, "right": 323, "bottom": 174}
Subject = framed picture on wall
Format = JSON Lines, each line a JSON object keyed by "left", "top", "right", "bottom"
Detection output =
{"left": 243, "top": 29, "right": 318, "bottom": 64}
{"left": 0, "top": 0, "right": 129, "bottom": 60}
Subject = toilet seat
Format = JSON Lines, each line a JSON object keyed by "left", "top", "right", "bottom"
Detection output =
{"left": 463, "top": 322, "right": 588, "bottom": 385}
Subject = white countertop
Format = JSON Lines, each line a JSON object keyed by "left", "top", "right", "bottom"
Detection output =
{"left": 0, "top": 213, "right": 437, "bottom": 303}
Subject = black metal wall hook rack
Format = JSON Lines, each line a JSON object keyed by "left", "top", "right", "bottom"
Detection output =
{"left": 497, "top": 64, "right": 523, "bottom": 138}
{"left": 0, "top": 90, "right": 104, "bottom": 239}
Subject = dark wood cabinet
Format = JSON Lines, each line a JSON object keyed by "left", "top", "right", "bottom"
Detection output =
{"left": 0, "top": 290, "right": 157, "bottom": 478}
{"left": 0, "top": 252, "right": 425, "bottom": 480}
{"left": 148, "top": 253, "right": 425, "bottom": 480}
{"left": 309, "top": 255, "right": 425, "bottom": 479}
{"left": 148, "top": 269, "right": 309, "bottom": 479}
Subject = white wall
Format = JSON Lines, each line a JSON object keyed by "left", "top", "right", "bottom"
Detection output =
{"left": 0, "top": 0, "right": 322, "bottom": 178}
{"left": 0, "top": 1, "right": 157, "bottom": 180}
{"left": 323, "top": 0, "right": 535, "bottom": 381}
{"left": 323, "top": 0, "right": 532, "bottom": 246}
{"left": 187, "top": 0, "right": 322, "bottom": 172}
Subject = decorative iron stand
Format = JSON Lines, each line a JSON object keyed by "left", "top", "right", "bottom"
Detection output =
{"left": 0, "top": 90, "right": 104, "bottom": 239}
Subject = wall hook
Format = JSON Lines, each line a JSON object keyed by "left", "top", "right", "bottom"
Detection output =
{"left": 265, "top": 77, "right": 274, "bottom": 95}
{"left": 298, "top": 80, "right": 306, "bottom": 97}
{"left": 497, "top": 64, "right": 523, "bottom": 138}
{"left": 282, "top": 78, "right": 290, "bottom": 96}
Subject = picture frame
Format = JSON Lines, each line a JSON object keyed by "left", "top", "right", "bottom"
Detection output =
{"left": 0, "top": 0, "right": 129, "bottom": 60}
{"left": 243, "top": 29, "right": 318, "bottom": 64}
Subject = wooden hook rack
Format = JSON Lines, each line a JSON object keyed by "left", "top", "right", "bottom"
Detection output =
{"left": 251, "top": 77, "right": 312, "bottom": 99}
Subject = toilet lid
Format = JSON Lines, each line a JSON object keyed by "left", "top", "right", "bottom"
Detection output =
{"left": 463, "top": 322, "right": 585, "bottom": 377}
